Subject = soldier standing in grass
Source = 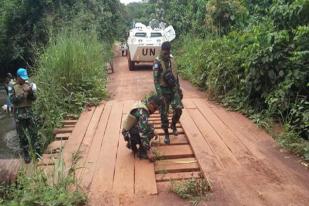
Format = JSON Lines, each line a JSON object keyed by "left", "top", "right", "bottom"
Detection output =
{"left": 8, "top": 68, "right": 39, "bottom": 163}
{"left": 153, "top": 41, "right": 183, "bottom": 144}
{"left": 122, "top": 95, "right": 161, "bottom": 160}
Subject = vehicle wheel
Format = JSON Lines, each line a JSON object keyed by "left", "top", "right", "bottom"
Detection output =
{"left": 128, "top": 56, "right": 135, "bottom": 71}
{"left": 129, "top": 61, "right": 135, "bottom": 71}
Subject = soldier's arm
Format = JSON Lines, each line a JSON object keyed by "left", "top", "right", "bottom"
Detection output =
{"left": 153, "top": 61, "right": 162, "bottom": 96}
{"left": 27, "top": 89, "right": 37, "bottom": 101}
{"left": 171, "top": 58, "right": 181, "bottom": 88}
{"left": 136, "top": 109, "right": 154, "bottom": 150}
{"left": 25, "top": 82, "right": 37, "bottom": 101}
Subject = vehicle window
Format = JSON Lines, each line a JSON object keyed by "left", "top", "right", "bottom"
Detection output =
{"left": 151, "top": 33, "right": 162, "bottom": 37}
{"left": 135, "top": 32, "right": 147, "bottom": 37}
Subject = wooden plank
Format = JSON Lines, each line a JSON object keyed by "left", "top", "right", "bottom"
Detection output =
{"left": 155, "top": 128, "right": 185, "bottom": 135}
{"left": 187, "top": 108, "right": 239, "bottom": 169}
{"left": 38, "top": 154, "right": 60, "bottom": 166}
{"left": 156, "top": 171, "right": 201, "bottom": 182}
{"left": 0, "top": 159, "right": 20, "bottom": 183}
{"left": 45, "top": 141, "right": 65, "bottom": 154}
{"left": 122, "top": 100, "right": 135, "bottom": 114}
{"left": 131, "top": 99, "right": 159, "bottom": 196}
{"left": 153, "top": 123, "right": 181, "bottom": 129}
{"left": 149, "top": 117, "right": 172, "bottom": 121}
{"left": 150, "top": 113, "right": 172, "bottom": 118}
{"left": 63, "top": 125, "right": 75, "bottom": 128}
{"left": 206, "top": 101, "right": 268, "bottom": 158}
{"left": 113, "top": 113, "right": 134, "bottom": 195}
{"left": 135, "top": 159, "right": 158, "bottom": 195}
{"left": 62, "top": 108, "right": 95, "bottom": 170}
{"left": 180, "top": 109, "right": 223, "bottom": 173}
{"left": 89, "top": 101, "right": 123, "bottom": 195}
{"left": 151, "top": 134, "right": 188, "bottom": 146}
{"left": 61, "top": 120, "right": 78, "bottom": 125}
{"left": 55, "top": 133, "right": 70, "bottom": 140}
{"left": 182, "top": 98, "right": 197, "bottom": 109}
{"left": 155, "top": 158, "right": 199, "bottom": 173}
{"left": 194, "top": 99, "right": 253, "bottom": 160}
{"left": 80, "top": 102, "right": 112, "bottom": 189}
{"left": 75, "top": 103, "right": 105, "bottom": 180}
{"left": 154, "top": 145, "right": 194, "bottom": 159}
{"left": 53, "top": 127, "right": 74, "bottom": 134}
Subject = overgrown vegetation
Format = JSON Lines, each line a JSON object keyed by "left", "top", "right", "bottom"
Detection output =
{"left": 0, "top": 158, "right": 86, "bottom": 206}
{"left": 171, "top": 178, "right": 211, "bottom": 203}
{"left": 33, "top": 30, "right": 110, "bottom": 149}
{"left": 131, "top": 0, "right": 308, "bottom": 160}
{"left": 0, "top": 0, "right": 126, "bottom": 76}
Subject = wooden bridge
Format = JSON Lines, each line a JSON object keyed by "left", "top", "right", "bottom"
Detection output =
{"left": 4, "top": 53, "right": 309, "bottom": 206}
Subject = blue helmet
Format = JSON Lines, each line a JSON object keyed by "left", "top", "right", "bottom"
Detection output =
{"left": 17, "top": 68, "right": 29, "bottom": 80}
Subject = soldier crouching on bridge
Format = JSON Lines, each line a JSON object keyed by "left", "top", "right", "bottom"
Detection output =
{"left": 122, "top": 95, "right": 161, "bottom": 160}
{"left": 153, "top": 41, "right": 183, "bottom": 145}
{"left": 8, "top": 68, "right": 39, "bottom": 164}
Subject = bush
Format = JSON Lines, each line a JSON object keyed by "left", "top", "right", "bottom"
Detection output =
{"left": 0, "top": 162, "right": 87, "bottom": 206}
{"left": 171, "top": 178, "right": 210, "bottom": 201}
{"left": 175, "top": 15, "right": 308, "bottom": 158}
{"left": 33, "top": 29, "right": 110, "bottom": 149}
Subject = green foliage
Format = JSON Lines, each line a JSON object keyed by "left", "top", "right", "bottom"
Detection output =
{"left": 175, "top": 0, "right": 308, "bottom": 158}
{"left": 0, "top": 163, "right": 86, "bottom": 205}
{"left": 33, "top": 29, "right": 109, "bottom": 148}
{"left": 125, "top": 2, "right": 156, "bottom": 26}
{"left": 278, "top": 125, "right": 309, "bottom": 161}
{"left": 0, "top": 0, "right": 126, "bottom": 76}
{"left": 171, "top": 178, "right": 210, "bottom": 201}
{"left": 0, "top": 0, "right": 48, "bottom": 72}
{"left": 205, "top": 0, "right": 249, "bottom": 35}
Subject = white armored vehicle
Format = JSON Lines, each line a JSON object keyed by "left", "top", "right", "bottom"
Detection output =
{"left": 127, "top": 20, "right": 176, "bottom": 70}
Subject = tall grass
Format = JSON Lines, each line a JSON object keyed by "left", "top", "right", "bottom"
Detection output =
{"left": 0, "top": 158, "right": 87, "bottom": 205}
{"left": 33, "top": 29, "right": 111, "bottom": 148}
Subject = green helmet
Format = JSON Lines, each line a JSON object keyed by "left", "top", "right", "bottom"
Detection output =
{"left": 146, "top": 95, "right": 161, "bottom": 108}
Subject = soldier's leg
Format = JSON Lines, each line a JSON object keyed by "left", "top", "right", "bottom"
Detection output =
{"left": 159, "top": 95, "right": 169, "bottom": 130}
{"left": 28, "top": 116, "right": 40, "bottom": 156}
{"left": 171, "top": 92, "right": 184, "bottom": 135}
{"left": 160, "top": 94, "right": 172, "bottom": 144}
{"left": 129, "top": 127, "right": 140, "bottom": 155}
{"left": 16, "top": 119, "right": 31, "bottom": 163}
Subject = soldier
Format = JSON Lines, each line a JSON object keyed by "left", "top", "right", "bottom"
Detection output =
{"left": 153, "top": 41, "right": 183, "bottom": 144}
{"left": 4, "top": 73, "right": 14, "bottom": 113}
{"left": 9, "top": 68, "right": 39, "bottom": 163}
{"left": 122, "top": 95, "right": 161, "bottom": 160}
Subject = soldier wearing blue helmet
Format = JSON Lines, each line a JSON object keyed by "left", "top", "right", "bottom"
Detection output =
{"left": 8, "top": 68, "right": 39, "bottom": 163}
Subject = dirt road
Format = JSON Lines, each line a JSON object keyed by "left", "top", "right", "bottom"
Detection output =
{"left": 107, "top": 54, "right": 309, "bottom": 206}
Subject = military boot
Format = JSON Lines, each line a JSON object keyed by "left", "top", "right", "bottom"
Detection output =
{"left": 171, "top": 123, "right": 178, "bottom": 136}
{"left": 138, "top": 147, "right": 148, "bottom": 159}
{"left": 164, "top": 129, "right": 170, "bottom": 144}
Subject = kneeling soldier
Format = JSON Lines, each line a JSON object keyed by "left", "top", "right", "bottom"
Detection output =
{"left": 122, "top": 95, "right": 161, "bottom": 160}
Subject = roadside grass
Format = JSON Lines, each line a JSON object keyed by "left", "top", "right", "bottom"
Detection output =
{"left": 174, "top": 34, "right": 309, "bottom": 163}
{"left": 170, "top": 178, "right": 211, "bottom": 204}
{"left": 278, "top": 126, "right": 309, "bottom": 162}
{"left": 33, "top": 29, "right": 111, "bottom": 150}
{"left": 0, "top": 153, "right": 86, "bottom": 206}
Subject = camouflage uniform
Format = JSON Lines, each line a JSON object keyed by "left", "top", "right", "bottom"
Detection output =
{"left": 8, "top": 81, "right": 39, "bottom": 156}
{"left": 122, "top": 101, "right": 154, "bottom": 158}
{"left": 153, "top": 55, "right": 183, "bottom": 132}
